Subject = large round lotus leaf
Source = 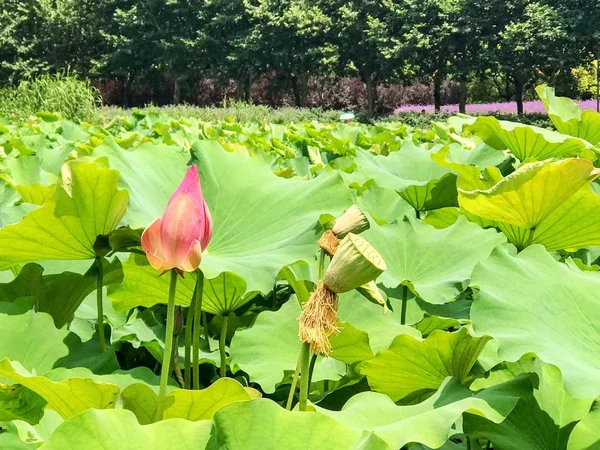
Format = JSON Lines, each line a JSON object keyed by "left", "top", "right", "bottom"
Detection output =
{"left": 537, "top": 84, "right": 600, "bottom": 145}
{"left": 465, "top": 116, "right": 593, "bottom": 161}
{"left": 471, "top": 244, "right": 600, "bottom": 398}
{"left": 530, "top": 186, "right": 600, "bottom": 251}
{"left": 229, "top": 299, "right": 345, "bottom": 393}
{"left": 109, "top": 256, "right": 258, "bottom": 314}
{"left": 464, "top": 361, "right": 593, "bottom": 450}
{"left": 458, "top": 158, "right": 599, "bottom": 229}
{"left": 0, "top": 259, "right": 123, "bottom": 328}
{"left": 314, "top": 376, "right": 532, "bottom": 450}
{"left": 0, "top": 302, "right": 69, "bottom": 375}
{"left": 37, "top": 409, "right": 212, "bottom": 450}
{"left": 568, "top": 408, "right": 600, "bottom": 450}
{"left": 354, "top": 145, "right": 457, "bottom": 211}
{"left": 93, "top": 139, "right": 190, "bottom": 228}
{"left": 365, "top": 216, "right": 506, "bottom": 304}
{"left": 121, "top": 377, "right": 253, "bottom": 424}
{"left": 361, "top": 328, "right": 490, "bottom": 401}
{"left": 211, "top": 398, "right": 390, "bottom": 450}
{"left": 0, "top": 359, "right": 119, "bottom": 419}
{"left": 195, "top": 145, "right": 352, "bottom": 293}
{"left": 0, "top": 161, "right": 129, "bottom": 269}
{"left": 337, "top": 290, "right": 420, "bottom": 354}
{"left": 0, "top": 382, "right": 46, "bottom": 423}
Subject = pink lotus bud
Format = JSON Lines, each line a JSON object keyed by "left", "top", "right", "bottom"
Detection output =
{"left": 141, "top": 165, "right": 213, "bottom": 272}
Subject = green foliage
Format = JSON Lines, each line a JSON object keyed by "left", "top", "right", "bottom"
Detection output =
{"left": 1, "top": 90, "right": 600, "bottom": 448}
{"left": 0, "top": 73, "right": 101, "bottom": 122}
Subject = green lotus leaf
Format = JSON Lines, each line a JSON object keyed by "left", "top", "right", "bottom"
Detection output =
{"left": 465, "top": 362, "right": 592, "bottom": 450}
{"left": 361, "top": 328, "right": 489, "bottom": 402}
{"left": 195, "top": 145, "right": 352, "bottom": 293}
{"left": 471, "top": 244, "right": 600, "bottom": 398}
{"left": 354, "top": 144, "right": 458, "bottom": 211}
{"left": 211, "top": 398, "right": 390, "bottom": 450}
{"left": 0, "top": 259, "right": 123, "bottom": 328}
{"left": 0, "top": 181, "right": 37, "bottom": 227}
{"left": 4, "top": 409, "right": 63, "bottom": 448}
{"left": 314, "top": 376, "right": 532, "bottom": 449}
{"left": 537, "top": 84, "right": 600, "bottom": 145}
{"left": 0, "top": 161, "right": 129, "bottom": 269}
{"left": 0, "top": 359, "right": 118, "bottom": 419}
{"left": 530, "top": 186, "right": 600, "bottom": 251}
{"left": 0, "top": 302, "right": 69, "bottom": 375}
{"left": 414, "top": 316, "right": 462, "bottom": 336}
{"left": 93, "top": 139, "right": 190, "bottom": 228}
{"left": 109, "top": 256, "right": 258, "bottom": 315}
{"left": 337, "top": 290, "right": 421, "bottom": 353}
{"left": 568, "top": 408, "right": 600, "bottom": 450}
{"left": 0, "top": 383, "right": 46, "bottom": 424}
{"left": 356, "top": 186, "right": 414, "bottom": 224}
{"left": 465, "top": 116, "right": 593, "bottom": 161}
{"left": 365, "top": 216, "right": 506, "bottom": 304}
{"left": 121, "top": 377, "right": 252, "bottom": 425}
{"left": 459, "top": 158, "right": 599, "bottom": 230}
{"left": 328, "top": 323, "right": 375, "bottom": 364}
{"left": 37, "top": 409, "right": 212, "bottom": 450}
{"left": 229, "top": 299, "right": 346, "bottom": 393}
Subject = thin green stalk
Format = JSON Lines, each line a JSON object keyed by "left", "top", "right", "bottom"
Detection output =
{"left": 184, "top": 288, "right": 197, "bottom": 389}
{"left": 202, "top": 312, "right": 210, "bottom": 352}
{"left": 155, "top": 269, "right": 178, "bottom": 421}
{"left": 415, "top": 209, "right": 421, "bottom": 219}
{"left": 306, "top": 353, "right": 318, "bottom": 388}
{"left": 466, "top": 436, "right": 472, "bottom": 450}
{"left": 96, "top": 257, "right": 106, "bottom": 353}
{"left": 298, "top": 342, "right": 311, "bottom": 411}
{"left": 219, "top": 314, "right": 229, "bottom": 378}
{"left": 285, "top": 351, "right": 302, "bottom": 410}
{"left": 192, "top": 271, "right": 204, "bottom": 389}
{"left": 485, "top": 441, "right": 492, "bottom": 450}
{"left": 400, "top": 284, "right": 408, "bottom": 325}
{"left": 318, "top": 248, "right": 326, "bottom": 279}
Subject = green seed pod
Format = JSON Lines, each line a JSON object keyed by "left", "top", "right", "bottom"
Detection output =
{"left": 356, "top": 281, "right": 388, "bottom": 314}
{"left": 332, "top": 205, "right": 370, "bottom": 238}
{"left": 325, "top": 233, "right": 386, "bottom": 294}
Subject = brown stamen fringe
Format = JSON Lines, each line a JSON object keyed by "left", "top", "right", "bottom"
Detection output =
{"left": 298, "top": 282, "right": 339, "bottom": 355}
{"left": 317, "top": 229, "right": 340, "bottom": 257}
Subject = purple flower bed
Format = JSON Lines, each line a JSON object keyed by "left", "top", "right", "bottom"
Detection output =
{"left": 394, "top": 99, "right": 600, "bottom": 115}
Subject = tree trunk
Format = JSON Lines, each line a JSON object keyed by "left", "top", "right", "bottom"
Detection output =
{"left": 458, "top": 80, "right": 467, "bottom": 114}
{"left": 173, "top": 79, "right": 181, "bottom": 104}
{"left": 292, "top": 73, "right": 309, "bottom": 107}
{"left": 514, "top": 75, "right": 525, "bottom": 115}
{"left": 433, "top": 72, "right": 442, "bottom": 113}
{"left": 365, "top": 75, "right": 378, "bottom": 118}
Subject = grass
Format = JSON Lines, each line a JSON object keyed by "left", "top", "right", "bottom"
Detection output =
{"left": 0, "top": 73, "right": 101, "bottom": 123}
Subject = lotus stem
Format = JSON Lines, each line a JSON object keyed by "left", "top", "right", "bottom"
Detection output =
{"left": 307, "top": 353, "right": 318, "bottom": 389}
{"left": 155, "top": 269, "right": 178, "bottom": 421}
{"left": 95, "top": 257, "right": 106, "bottom": 353}
{"left": 401, "top": 284, "right": 408, "bottom": 325}
{"left": 298, "top": 342, "right": 311, "bottom": 411}
{"left": 219, "top": 314, "right": 229, "bottom": 378}
{"left": 184, "top": 286, "right": 197, "bottom": 389}
{"left": 202, "top": 312, "right": 210, "bottom": 352}
{"left": 286, "top": 351, "right": 302, "bottom": 410}
{"left": 193, "top": 270, "right": 204, "bottom": 389}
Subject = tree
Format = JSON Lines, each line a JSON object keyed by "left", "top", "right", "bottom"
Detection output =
{"left": 319, "top": 0, "right": 397, "bottom": 116}
{"left": 495, "top": 1, "right": 577, "bottom": 114}
{"left": 244, "top": 0, "right": 334, "bottom": 107}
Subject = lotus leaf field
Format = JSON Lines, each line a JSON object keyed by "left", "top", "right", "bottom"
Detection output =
{"left": 1, "top": 85, "right": 600, "bottom": 449}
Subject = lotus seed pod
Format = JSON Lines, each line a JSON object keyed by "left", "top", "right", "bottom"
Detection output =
{"left": 325, "top": 233, "right": 386, "bottom": 294}
{"left": 356, "top": 281, "right": 388, "bottom": 314}
{"left": 332, "top": 205, "right": 370, "bottom": 238}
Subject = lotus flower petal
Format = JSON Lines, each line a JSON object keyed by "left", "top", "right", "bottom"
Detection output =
{"left": 141, "top": 165, "right": 212, "bottom": 272}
